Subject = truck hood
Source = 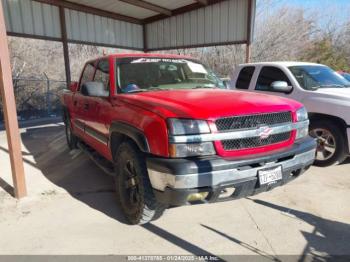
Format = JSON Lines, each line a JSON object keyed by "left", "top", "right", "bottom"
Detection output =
{"left": 117, "top": 89, "right": 302, "bottom": 119}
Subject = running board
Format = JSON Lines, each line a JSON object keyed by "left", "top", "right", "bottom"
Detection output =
{"left": 78, "top": 142, "right": 115, "bottom": 176}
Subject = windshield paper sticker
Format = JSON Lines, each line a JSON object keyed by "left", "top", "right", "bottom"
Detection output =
{"left": 131, "top": 58, "right": 188, "bottom": 63}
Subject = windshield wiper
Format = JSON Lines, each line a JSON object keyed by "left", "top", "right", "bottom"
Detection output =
{"left": 126, "top": 89, "right": 148, "bottom": 93}
{"left": 193, "top": 85, "right": 216, "bottom": 89}
{"left": 126, "top": 87, "right": 171, "bottom": 93}
{"left": 148, "top": 87, "right": 172, "bottom": 91}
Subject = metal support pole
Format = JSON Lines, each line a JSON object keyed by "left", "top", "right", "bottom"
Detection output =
{"left": 245, "top": 43, "right": 251, "bottom": 63}
{"left": 0, "top": 0, "right": 26, "bottom": 198}
{"left": 59, "top": 6, "right": 71, "bottom": 86}
{"left": 142, "top": 24, "right": 148, "bottom": 53}
{"left": 43, "top": 73, "right": 51, "bottom": 116}
{"left": 245, "top": 0, "right": 252, "bottom": 63}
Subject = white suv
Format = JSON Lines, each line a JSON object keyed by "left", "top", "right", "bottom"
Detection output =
{"left": 231, "top": 62, "right": 350, "bottom": 166}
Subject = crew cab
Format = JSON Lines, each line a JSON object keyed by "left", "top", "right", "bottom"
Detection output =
{"left": 231, "top": 62, "right": 350, "bottom": 167}
{"left": 61, "top": 54, "right": 315, "bottom": 224}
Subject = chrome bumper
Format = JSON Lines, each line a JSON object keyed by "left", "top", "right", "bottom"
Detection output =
{"left": 148, "top": 148, "right": 315, "bottom": 191}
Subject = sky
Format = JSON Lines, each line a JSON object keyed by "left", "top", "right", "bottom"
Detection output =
{"left": 263, "top": 0, "right": 350, "bottom": 27}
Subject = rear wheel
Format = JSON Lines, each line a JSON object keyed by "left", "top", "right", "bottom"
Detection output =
{"left": 64, "top": 116, "right": 78, "bottom": 150}
{"left": 114, "top": 141, "right": 166, "bottom": 225}
{"left": 309, "top": 120, "right": 347, "bottom": 167}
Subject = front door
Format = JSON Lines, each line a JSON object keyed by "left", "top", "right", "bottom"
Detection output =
{"left": 253, "top": 66, "right": 293, "bottom": 98}
{"left": 83, "top": 59, "right": 111, "bottom": 159}
{"left": 72, "top": 61, "right": 96, "bottom": 138}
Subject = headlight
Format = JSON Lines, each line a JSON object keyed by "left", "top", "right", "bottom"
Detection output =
{"left": 169, "top": 142, "right": 216, "bottom": 158}
{"left": 168, "top": 118, "right": 210, "bottom": 135}
{"left": 296, "top": 107, "right": 308, "bottom": 122}
{"left": 167, "top": 119, "right": 214, "bottom": 157}
{"left": 296, "top": 107, "right": 309, "bottom": 139}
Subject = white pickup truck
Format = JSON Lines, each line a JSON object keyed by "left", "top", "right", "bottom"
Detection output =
{"left": 231, "top": 62, "right": 350, "bottom": 166}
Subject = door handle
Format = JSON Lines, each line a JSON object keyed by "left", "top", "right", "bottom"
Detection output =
{"left": 84, "top": 103, "right": 89, "bottom": 110}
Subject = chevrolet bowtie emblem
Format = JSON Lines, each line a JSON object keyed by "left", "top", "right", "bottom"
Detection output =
{"left": 258, "top": 126, "right": 273, "bottom": 139}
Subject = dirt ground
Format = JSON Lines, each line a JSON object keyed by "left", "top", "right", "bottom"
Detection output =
{"left": 0, "top": 122, "right": 349, "bottom": 259}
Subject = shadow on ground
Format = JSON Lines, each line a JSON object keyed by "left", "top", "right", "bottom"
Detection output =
{"left": 19, "top": 125, "right": 219, "bottom": 256}
{"left": 11, "top": 125, "right": 350, "bottom": 258}
{"left": 20, "top": 125, "right": 126, "bottom": 223}
{"left": 249, "top": 199, "right": 350, "bottom": 259}
{"left": 341, "top": 158, "right": 350, "bottom": 165}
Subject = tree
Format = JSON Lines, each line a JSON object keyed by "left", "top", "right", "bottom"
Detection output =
{"left": 301, "top": 37, "right": 350, "bottom": 71}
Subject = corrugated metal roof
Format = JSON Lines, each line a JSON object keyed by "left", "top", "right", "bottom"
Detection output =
{"left": 143, "top": 0, "right": 196, "bottom": 10}
{"left": 3, "top": 0, "right": 255, "bottom": 51}
{"left": 65, "top": 8, "right": 143, "bottom": 48}
{"left": 146, "top": 0, "right": 249, "bottom": 50}
{"left": 2, "top": 0, "right": 61, "bottom": 38}
{"left": 67, "top": 0, "right": 158, "bottom": 19}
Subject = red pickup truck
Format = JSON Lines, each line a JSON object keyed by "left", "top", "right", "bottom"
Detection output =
{"left": 61, "top": 53, "right": 316, "bottom": 224}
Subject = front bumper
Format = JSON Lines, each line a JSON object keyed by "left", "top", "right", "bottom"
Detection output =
{"left": 147, "top": 137, "right": 316, "bottom": 206}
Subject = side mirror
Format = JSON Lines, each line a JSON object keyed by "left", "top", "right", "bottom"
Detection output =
{"left": 81, "top": 82, "right": 109, "bottom": 98}
{"left": 270, "top": 81, "right": 292, "bottom": 93}
{"left": 69, "top": 81, "right": 78, "bottom": 92}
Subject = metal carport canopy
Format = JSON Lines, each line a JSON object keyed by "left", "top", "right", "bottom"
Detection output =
{"left": 3, "top": 0, "right": 255, "bottom": 51}
{"left": 0, "top": 0, "right": 256, "bottom": 198}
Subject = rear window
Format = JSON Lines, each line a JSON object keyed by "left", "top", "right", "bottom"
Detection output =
{"left": 236, "top": 66, "right": 255, "bottom": 89}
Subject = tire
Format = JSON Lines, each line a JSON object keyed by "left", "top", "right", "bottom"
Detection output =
{"left": 309, "top": 120, "right": 347, "bottom": 167}
{"left": 64, "top": 115, "right": 78, "bottom": 150}
{"left": 114, "top": 141, "right": 166, "bottom": 225}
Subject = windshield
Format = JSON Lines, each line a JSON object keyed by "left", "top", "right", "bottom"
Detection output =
{"left": 289, "top": 65, "right": 350, "bottom": 90}
{"left": 116, "top": 57, "right": 225, "bottom": 93}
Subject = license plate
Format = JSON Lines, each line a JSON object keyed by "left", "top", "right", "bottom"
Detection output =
{"left": 258, "top": 166, "right": 283, "bottom": 185}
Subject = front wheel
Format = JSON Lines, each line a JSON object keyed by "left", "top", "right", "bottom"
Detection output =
{"left": 309, "top": 120, "right": 347, "bottom": 167}
{"left": 114, "top": 141, "right": 166, "bottom": 225}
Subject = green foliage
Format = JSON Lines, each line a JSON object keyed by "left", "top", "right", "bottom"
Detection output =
{"left": 301, "top": 38, "right": 350, "bottom": 72}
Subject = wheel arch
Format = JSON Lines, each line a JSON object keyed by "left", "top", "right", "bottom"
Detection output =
{"left": 109, "top": 121, "right": 150, "bottom": 160}
{"left": 309, "top": 112, "right": 349, "bottom": 153}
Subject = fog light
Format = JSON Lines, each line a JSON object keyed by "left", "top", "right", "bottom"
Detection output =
{"left": 296, "top": 126, "right": 309, "bottom": 139}
{"left": 219, "top": 187, "right": 236, "bottom": 198}
{"left": 187, "top": 192, "right": 209, "bottom": 202}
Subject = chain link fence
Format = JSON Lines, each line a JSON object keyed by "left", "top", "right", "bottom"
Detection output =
{"left": 0, "top": 76, "right": 66, "bottom": 123}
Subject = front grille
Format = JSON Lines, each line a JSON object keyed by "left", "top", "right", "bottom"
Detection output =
{"left": 216, "top": 111, "right": 292, "bottom": 131}
{"left": 222, "top": 131, "right": 292, "bottom": 150}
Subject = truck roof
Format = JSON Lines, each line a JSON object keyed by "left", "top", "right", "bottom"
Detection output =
{"left": 238, "top": 61, "right": 324, "bottom": 67}
{"left": 94, "top": 53, "right": 195, "bottom": 61}
{"left": 84, "top": 53, "right": 196, "bottom": 65}
{"left": 113, "top": 53, "right": 193, "bottom": 59}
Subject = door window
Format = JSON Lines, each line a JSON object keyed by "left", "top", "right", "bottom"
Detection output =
{"left": 79, "top": 62, "right": 95, "bottom": 90}
{"left": 94, "top": 59, "right": 110, "bottom": 92}
{"left": 255, "top": 67, "right": 291, "bottom": 92}
{"left": 236, "top": 66, "right": 255, "bottom": 89}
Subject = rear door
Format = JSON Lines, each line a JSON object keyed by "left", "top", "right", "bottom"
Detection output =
{"left": 72, "top": 61, "right": 96, "bottom": 138}
{"left": 234, "top": 66, "right": 256, "bottom": 91}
